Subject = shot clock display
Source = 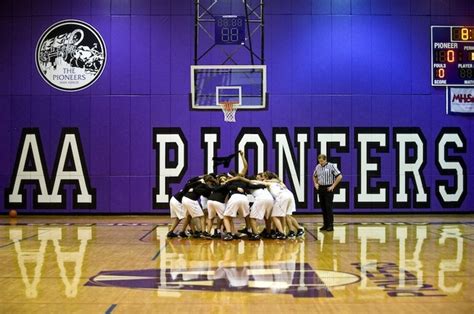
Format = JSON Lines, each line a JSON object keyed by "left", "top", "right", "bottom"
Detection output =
{"left": 215, "top": 15, "right": 246, "bottom": 45}
{"left": 431, "top": 26, "right": 474, "bottom": 86}
{"left": 451, "top": 26, "right": 474, "bottom": 42}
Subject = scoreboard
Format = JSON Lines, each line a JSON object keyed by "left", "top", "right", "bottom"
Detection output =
{"left": 215, "top": 15, "right": 246, "bottom": 45}
{"left": 431, "top": 26, "right": 474, "bottom": 86}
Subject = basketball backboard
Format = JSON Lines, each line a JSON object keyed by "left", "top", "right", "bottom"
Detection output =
{"left": 190, "top": 65, "right": 267, "bottom": 110}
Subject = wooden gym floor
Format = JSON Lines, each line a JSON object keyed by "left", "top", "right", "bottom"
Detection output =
{"left": 0, "top": 214, "right": 473, "bottom": 313}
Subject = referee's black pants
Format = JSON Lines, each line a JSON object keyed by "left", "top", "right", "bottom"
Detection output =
{"left": 318, "top": 185, "right": 334, "bottom": 228}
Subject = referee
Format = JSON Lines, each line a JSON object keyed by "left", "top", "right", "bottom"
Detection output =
{"left": 313, "top": 154, "right": 342, "bottom": 231}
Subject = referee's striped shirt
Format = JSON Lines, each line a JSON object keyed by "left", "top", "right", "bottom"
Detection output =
{"left": 313, "top": 162, "right": 341, "bottom": 186}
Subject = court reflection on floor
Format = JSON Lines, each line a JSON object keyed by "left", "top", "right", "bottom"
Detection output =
{"left": 2, "top": 222, "right": 469, "bottom": 300}
{"left": 142, "top": 223, "right": 467, "bottom": 298}
{"left": 6, "top": 226, "right": 92, "bottom": 298}
{"left": 155, "top": 237, "right": 336, "bottom": 298}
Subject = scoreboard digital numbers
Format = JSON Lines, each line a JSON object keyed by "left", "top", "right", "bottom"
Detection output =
{"left": 215, "top": 15, "right": 246, "bottom": 45}
{"left": 431, "top": 26, "right": 474, "bottom": 86}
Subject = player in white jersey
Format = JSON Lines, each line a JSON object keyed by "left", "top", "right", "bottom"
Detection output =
{"left": 263, "top": 171, "right": 305, "bottom": 239}
{"left": 234, "top": 174, "right": 274, "bottom": 240}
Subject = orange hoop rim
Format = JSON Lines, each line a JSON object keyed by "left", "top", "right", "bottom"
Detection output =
{"left": 219, "top": 101, "right": 239, "bottom": 122}
{"left": 219, "top": 101, "right": 239, "bottom": 111}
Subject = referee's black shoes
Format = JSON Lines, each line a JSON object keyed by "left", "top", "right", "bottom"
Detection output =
{"left": 319, "top": 226, "right": 334, "bottom": 232}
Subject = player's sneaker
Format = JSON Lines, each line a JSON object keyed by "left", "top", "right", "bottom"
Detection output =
{"left": 287, "top": 231, "right": 296, "bottom": 239}
{"left": 178, "top": 231, "right": 189, "bottom": 238}
{"left": 167, "top": 231, "right": 178, "bottom": 238}
{"left": 248, "top": 233, "right": 261, "bottom": 241}
{"left": 260, "top": 229, "right": 273, "bottom": 239}
{"left": 238, "top": 227, "right": 250, "bottom": 235}
{"left": 270, "top": 229, "right": 278, "bottom": 239}
{"left": 200, "top": 231, "right": 212, "bottom": 239}
{"left": 193, "top": 231, "right": 202, "bottom": 238}
{"left": 212, "top": 229, "right": 221, "bottom": 238}
{"left": 276, "top": 232, "right": 287, "bottom": 240}
{"left": 233, "top": 233, "right": 243, "bottom": 240}
{"left": 223, "top": 232, "right": 233, "bottom": 241}
{"left": 296, "top": 228, "right": 305, "bottom": 237}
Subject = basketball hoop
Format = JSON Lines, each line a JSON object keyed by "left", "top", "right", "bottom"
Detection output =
{"left": 219, "top": 101, "right": 239, "bottom": 122}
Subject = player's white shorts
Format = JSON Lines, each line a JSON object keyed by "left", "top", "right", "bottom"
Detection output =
{"left": 283, "top": 190, "right": 296, "bottom": 215}
{"left": 200, "top": 196, "right": 208, "bottom": 210}
{"left": 250, "top": 197, "right": 274, "bottom": 220}
{"left": 224, "top": 194, "right": 249, "bottom": 218}
{"left": 182, "top": 196, "right": 204, "bottom": 218}
{"left": 207, "top": 200, "right": 225, "bottom": 220}
{"left": 247, "top": 194, "right": 255, "bottom": 204}
{"left": 169, "top": 196, "right": 185, "bottom": 220}
{"left": 271, "top": 191, "right": 295, "bottom": 217}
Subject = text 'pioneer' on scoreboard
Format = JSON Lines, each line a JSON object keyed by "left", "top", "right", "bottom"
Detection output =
{"left": 431, "top": 26, "right": 474, "bottom": 86}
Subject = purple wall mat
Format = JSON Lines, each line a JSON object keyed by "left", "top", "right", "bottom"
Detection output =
{"left": 1, "top": 0, "right": 473, "bottom": 214}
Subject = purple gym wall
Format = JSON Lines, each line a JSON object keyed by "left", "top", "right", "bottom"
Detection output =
{"left": 1, "top": 0, "right": 473, "bottom": 214}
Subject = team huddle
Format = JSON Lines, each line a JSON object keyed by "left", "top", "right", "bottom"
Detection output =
{"left": 168, "top": 151, "right": 305, "bottom": 241}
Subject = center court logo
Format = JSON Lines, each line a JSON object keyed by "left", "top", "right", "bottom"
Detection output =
{"left": 85, "top": 263, "right": 360, "bottom": 298}
{"left": 35, "top": 19, "right": 106, "bottom": 91}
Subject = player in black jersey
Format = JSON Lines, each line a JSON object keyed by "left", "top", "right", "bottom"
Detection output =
{"left": 181, "top": 175, "right": 215, "bottom": 238}
{"left": 231, "top": 175, "right": 274, "bottom": 240}
{"left": 167, "top": 176, "right": 202, "bottom": 238}
{"left": 221, "top": 177, "right": 267, "bottom": 241}
{"left": 204, "top": 175, "right": 229, "bottom": 239}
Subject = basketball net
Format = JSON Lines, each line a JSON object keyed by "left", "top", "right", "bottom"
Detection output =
{"left": 219, "top": 101, "right": 238, "bottom": 122}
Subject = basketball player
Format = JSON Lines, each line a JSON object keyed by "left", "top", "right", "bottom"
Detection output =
{"left": 213, "top": 151, "right": 252, "bottom": 236}
{"left": 313, "top": 154, "right": 342, "bottom": 232}
{"left": 256, "top": 173, "right": 274, "bottom": 238}
{"left": 167, "top": 176, "right": 203, "bottom": 238}
{"left": 221, "top": 176, "right": 267, "bottom": 241}
{"left": 234, "top": 175, "right": 274, "bottom": 240}
{"left": 204, "top": 175, "right": 229, "bottom": 239}
{"left": 263, "top": 171, "right": 305, "bottom": 239}
{"left": 181, "top": 175, "right": 214, "bottom": 237}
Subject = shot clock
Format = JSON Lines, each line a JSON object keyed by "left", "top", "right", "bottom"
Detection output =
{"left": 431, "top": 26, "right": 474, "bottom": 86}
{"left": 451, "top": 26, "right": 474, "bottom": 42}
{"left": 215, "top": 15, "right": 246, "bottom": 45}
